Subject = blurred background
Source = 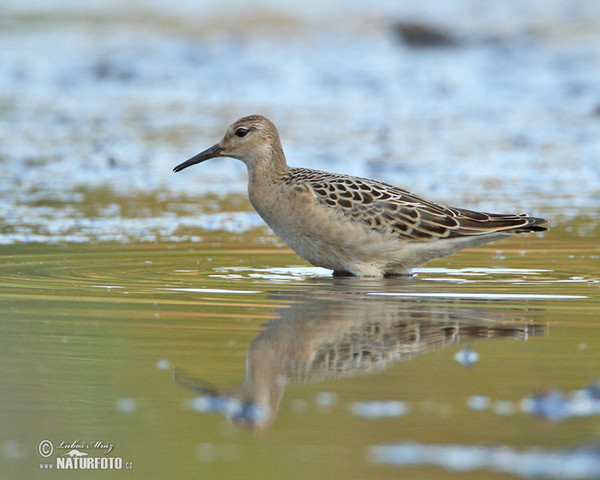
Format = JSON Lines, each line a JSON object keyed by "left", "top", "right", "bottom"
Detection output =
{"left": 1, "top": 0, "right": 599, "bottom": 244}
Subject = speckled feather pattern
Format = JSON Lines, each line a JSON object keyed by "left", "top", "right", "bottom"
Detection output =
{"left": 282, "top": 168, "right": 547, "bottom": 242}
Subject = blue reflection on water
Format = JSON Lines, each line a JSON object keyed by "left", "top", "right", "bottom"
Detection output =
{"left": 468, "top": 381, "right": 600, "bottom": 423}
{"left": 369, "top": 442, "right": 600, "bottom": 479}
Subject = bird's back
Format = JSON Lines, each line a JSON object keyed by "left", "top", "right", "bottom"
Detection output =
{"left": 283, "top": 167, "right": 548, "bottom": 243}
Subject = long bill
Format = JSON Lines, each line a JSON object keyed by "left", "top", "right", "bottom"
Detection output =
{"left": 173, "top": 143, "right": 224, "bottom": 172}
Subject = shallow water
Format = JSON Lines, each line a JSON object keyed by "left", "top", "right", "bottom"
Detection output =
{"left": 1, "top": 226, "right": 599, "bottom": 479}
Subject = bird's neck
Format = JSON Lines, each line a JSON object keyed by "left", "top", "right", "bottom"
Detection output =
{"left": 247, "top": 143, "right": 290, "bottom": 186}
{"left": 246, "top": 143, "right": 290, "bottom": 216}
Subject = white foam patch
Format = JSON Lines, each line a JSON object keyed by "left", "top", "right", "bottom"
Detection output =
{"left": 416, "top": 267, "right": 550, "bottom": 275}
{"left": 160, "top": 288, "right": 260, "bottom": 294}
{"left": 367, "top": 293, "right": 587, "bottom": 300}
{"left": 210, "top": 266, "right": 332, "bottom": 282}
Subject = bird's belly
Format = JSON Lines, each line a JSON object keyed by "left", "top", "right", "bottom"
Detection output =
{"left": 256, "top": 200, "right": 407, "bottom": 276}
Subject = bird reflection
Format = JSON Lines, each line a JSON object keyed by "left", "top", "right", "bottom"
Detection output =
{"left": 175, "top": 281, "right": 545, "bottom": 430}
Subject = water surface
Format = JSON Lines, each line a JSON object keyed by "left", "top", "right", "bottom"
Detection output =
{"left": 1, "top": 228, "right": 599, "bottom": 479}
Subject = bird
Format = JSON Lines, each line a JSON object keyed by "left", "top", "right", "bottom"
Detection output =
{"left": 173, "top": 115, "right": 548, "bottom": 277}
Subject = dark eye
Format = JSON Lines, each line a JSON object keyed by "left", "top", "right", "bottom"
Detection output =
{"left": 235, "top": 128, "right": 249, "bottom": 138}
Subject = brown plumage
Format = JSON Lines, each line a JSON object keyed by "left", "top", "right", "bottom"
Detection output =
{"left": 283, "top": 168, "right": 547, "bottom": 241}
{"left": 174, "top": 115, "right": 548, "bottom": 277}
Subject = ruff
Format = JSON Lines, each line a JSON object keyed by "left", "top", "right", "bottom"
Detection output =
{"left": 173, "top": 115, "right": 548, "bottom": 277}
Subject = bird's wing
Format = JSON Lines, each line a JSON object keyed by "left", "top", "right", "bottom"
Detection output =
{"left": 288, "top": 168, "right": 547, "bottom": 241}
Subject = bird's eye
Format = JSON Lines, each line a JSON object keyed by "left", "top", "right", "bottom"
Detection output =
{"left": 235, "top": 128, "right": 249, "bottom": 138}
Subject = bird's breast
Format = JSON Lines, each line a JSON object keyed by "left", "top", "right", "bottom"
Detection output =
{"left": 247, "top": 182, "right": 402, "bottom": 273}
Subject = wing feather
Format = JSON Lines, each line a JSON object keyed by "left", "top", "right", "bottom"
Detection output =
{"left": 285, "top": 168, "right": 548, "bottom": 241}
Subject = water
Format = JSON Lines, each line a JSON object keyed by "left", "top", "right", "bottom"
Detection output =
{"left": 1, "top": 228, "right": 599, "bottom": 479}
{"left": 1, "top": 0, "right": 600, "bottom": 478}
